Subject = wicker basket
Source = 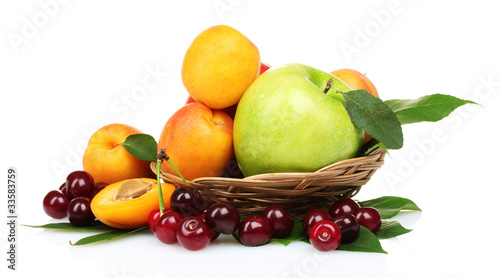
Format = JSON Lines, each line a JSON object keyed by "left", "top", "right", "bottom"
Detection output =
{"left": 150, "top": 147, "right": 385, "bottom": 218}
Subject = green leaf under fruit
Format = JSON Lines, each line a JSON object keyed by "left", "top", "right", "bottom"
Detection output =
{"left": 70, "top": 226, "right": 148, "bottom": 246}
{"left": 376, "top": 221, "right": 412, "bottom": 239}
{"left": 358, "top": 196, "right": 421, "bottom": 219}
{"left": 122, "top": 134, "right": 158, "bottom": 162}
{"left": 337, "top": 226, "right": 387, "bottom": 254}
{"left": 342, "top": 90, "right": 404, "bottom": 149}
{"left": 24, "top": 221, "right": 113, "bottom": 231}
{"left": 384, "top": 93, "right": 478, "bottom": 125}
{"left": 25, "top": 222, "right": 148, "bottom": 246}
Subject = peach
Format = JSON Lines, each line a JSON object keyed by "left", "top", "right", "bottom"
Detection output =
{"left": 331, "top": 69, "right": 379, "bottom": 143}
{"left": 158, "top": 102, "right": 234, "bottom": 181}
{"left": 181, "top": 25, "right": 260, "bottom": 109}
{"left": 91, "top": 178, "right": 175, "bottom": 229}
{"left": 83, "top": 123, "right": 155, "bottom": 185}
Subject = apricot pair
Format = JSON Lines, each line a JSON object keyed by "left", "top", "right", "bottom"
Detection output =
{"left": 158, "top": 25, "right": 260, "bottom": 181}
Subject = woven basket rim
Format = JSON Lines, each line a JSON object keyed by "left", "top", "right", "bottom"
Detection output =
{"left": 150, "top": 146, "right": 385, "bottom": 187}
{"left": 150, "top": 147, "right": 385, "bottom": 218}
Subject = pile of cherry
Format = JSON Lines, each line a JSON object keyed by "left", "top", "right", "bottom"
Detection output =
{"left": 150, "top": 186, "right": 382, "bottom": 252}
{"left": 42, "top": 170, "right": 105, "bottom": 226}
{"left": 43, "top": 171, "right": 382, "bottom": 252}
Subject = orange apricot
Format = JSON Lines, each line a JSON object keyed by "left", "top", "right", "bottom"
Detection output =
{"left": 90, "top": 178, "right": 175, "bottom": 229}
{"left": 83, "top": 123, "right": 155, "bottom": 185}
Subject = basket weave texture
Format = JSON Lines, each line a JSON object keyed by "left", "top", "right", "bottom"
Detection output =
{"left": 150, "top": 147, "right": 385, "bottom": 218}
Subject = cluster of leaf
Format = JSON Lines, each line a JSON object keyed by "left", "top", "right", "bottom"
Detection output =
{"left": 26, "top": 196, "right": 420, "bottom": 253}
{"left": 341, "top": 91, "right": 477, "bottom": 150}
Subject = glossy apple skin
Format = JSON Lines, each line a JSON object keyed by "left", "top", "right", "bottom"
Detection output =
{"left": 233, "top": 63, "right": 364, "bottom": 177}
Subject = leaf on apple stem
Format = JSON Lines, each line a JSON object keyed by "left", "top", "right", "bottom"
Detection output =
{"left": 122, "top": 134, "right": 158, "bottom": 162}
{"left": 384, "top": 93, "right": 479, "bottom": 125}
{"left": 342, "top": 90, "right": 404, "bottom": 150}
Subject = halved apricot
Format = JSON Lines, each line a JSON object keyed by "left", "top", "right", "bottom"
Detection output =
{"left": 91, "top": 178, "right": 175, "bottom": 229}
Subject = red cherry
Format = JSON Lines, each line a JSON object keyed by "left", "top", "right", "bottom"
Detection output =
{"left": 66, "top": 171, "right": 95, "bottom": 199}
{"left": 303, "top": 209, "right": 332, "bottom": 236}
{"left": 67, "top": 197, "right": 95, "bottom": 227}
{"left": 354, "top": 207, "right": 382, "bottom": 234}
{"left": 309, "top": 220, "right": 342, "bottom": 252}
{"left": 148, "top": 208, "right": 171, "bottom": 232}
{"left": 238, "top": 216, "right": 272, "bottom": 247}
{"left": 329, "top": 198, "right": 360, "bottom": 218}
{"left": 205, "top": 203, "right": 240, "bottom": 234}
{"left": 43, "top": 190, "right": 70, "bottom": 219}
{"left": 153, "top": 210, "right": 184, "bottom": 244}
{"left": 176, "top": 216, "right": 211, "bottom": 251}
{"left": 170, "top": 186, "right": 205, "bottom": 217}
{"left": 58, "top": 182, "right": 68, "bottom": 196}
{"left": 332, "top": 214, "right": 360, "bottom": 243}
{"left": 261, "top": 205, "right": 294, "bottom": 238}
{"left": 197, "top": 209, "right": 221, "bottom": 242}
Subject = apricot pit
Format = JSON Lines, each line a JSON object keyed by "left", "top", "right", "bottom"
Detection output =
{"left": 91, "top": 178, "right": 175, "bottom": 229}
{"left": 114, "top": 179, "right": 152, "bottom": 201}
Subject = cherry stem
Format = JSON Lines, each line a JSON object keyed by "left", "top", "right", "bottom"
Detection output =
{"left": 155, "top": 148, "right": 191, "bottom": 216}
{"left": 167, "top": 159, "right": 190, "bottom": 188}
{"left": 156, "top": 154, "right": 166, "bottom": 217}
{"left": 323, "top": 78, "right": 333, "bottom": 94}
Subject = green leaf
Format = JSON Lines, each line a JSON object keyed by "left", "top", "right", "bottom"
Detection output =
{"left": 70, "top": 226, "right": 147, "bottom": 246}
{"left": 23, "top": 221, "right": 114, "bottom": 231}
{"left": 342, "top": 90, "right": 404, "bottom": 149}
{"left": 269, "top": 218, "right": 307, "bottom": 246}
{"left": 337, "top": 226, "right": 387, "bottom": 254}
{"left": 376, "top": 221, "right": 412, "bottom": 239}
{"left": 361, "top": 138, "right": 388, "bottom": 156}
{"left": 122, "top": 134, "right": 158, "bottom": 162}
{"left": 359, "top": 196, "right": 421, "bottom": 219}
{"left": 385, "top": 94, "right": 478, "bottom": 125}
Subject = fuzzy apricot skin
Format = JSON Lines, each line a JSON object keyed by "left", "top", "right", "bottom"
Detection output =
{"left": 158, "top": 102, "right": 234, "bottom": 181}
{"left": 83, "top": 123, "right": 155, "bottom": 185}
{"left": 181, "top": 25, "right": 260, "bottom": 109}
{"left": 90, "top": 178, "right": 175, "bottom": 229}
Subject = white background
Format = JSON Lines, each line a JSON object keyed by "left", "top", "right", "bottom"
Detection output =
{"left": 1, "top": 0, "right": 500, "bottom": 277}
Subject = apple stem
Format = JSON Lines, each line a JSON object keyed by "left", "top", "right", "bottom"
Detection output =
{"left": 323, "top": 78, "right": 333, "bottom": 94}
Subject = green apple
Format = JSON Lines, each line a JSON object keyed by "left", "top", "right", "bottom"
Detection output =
{"left": 233, "top": 63, "right": 364, "bottom": 177}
